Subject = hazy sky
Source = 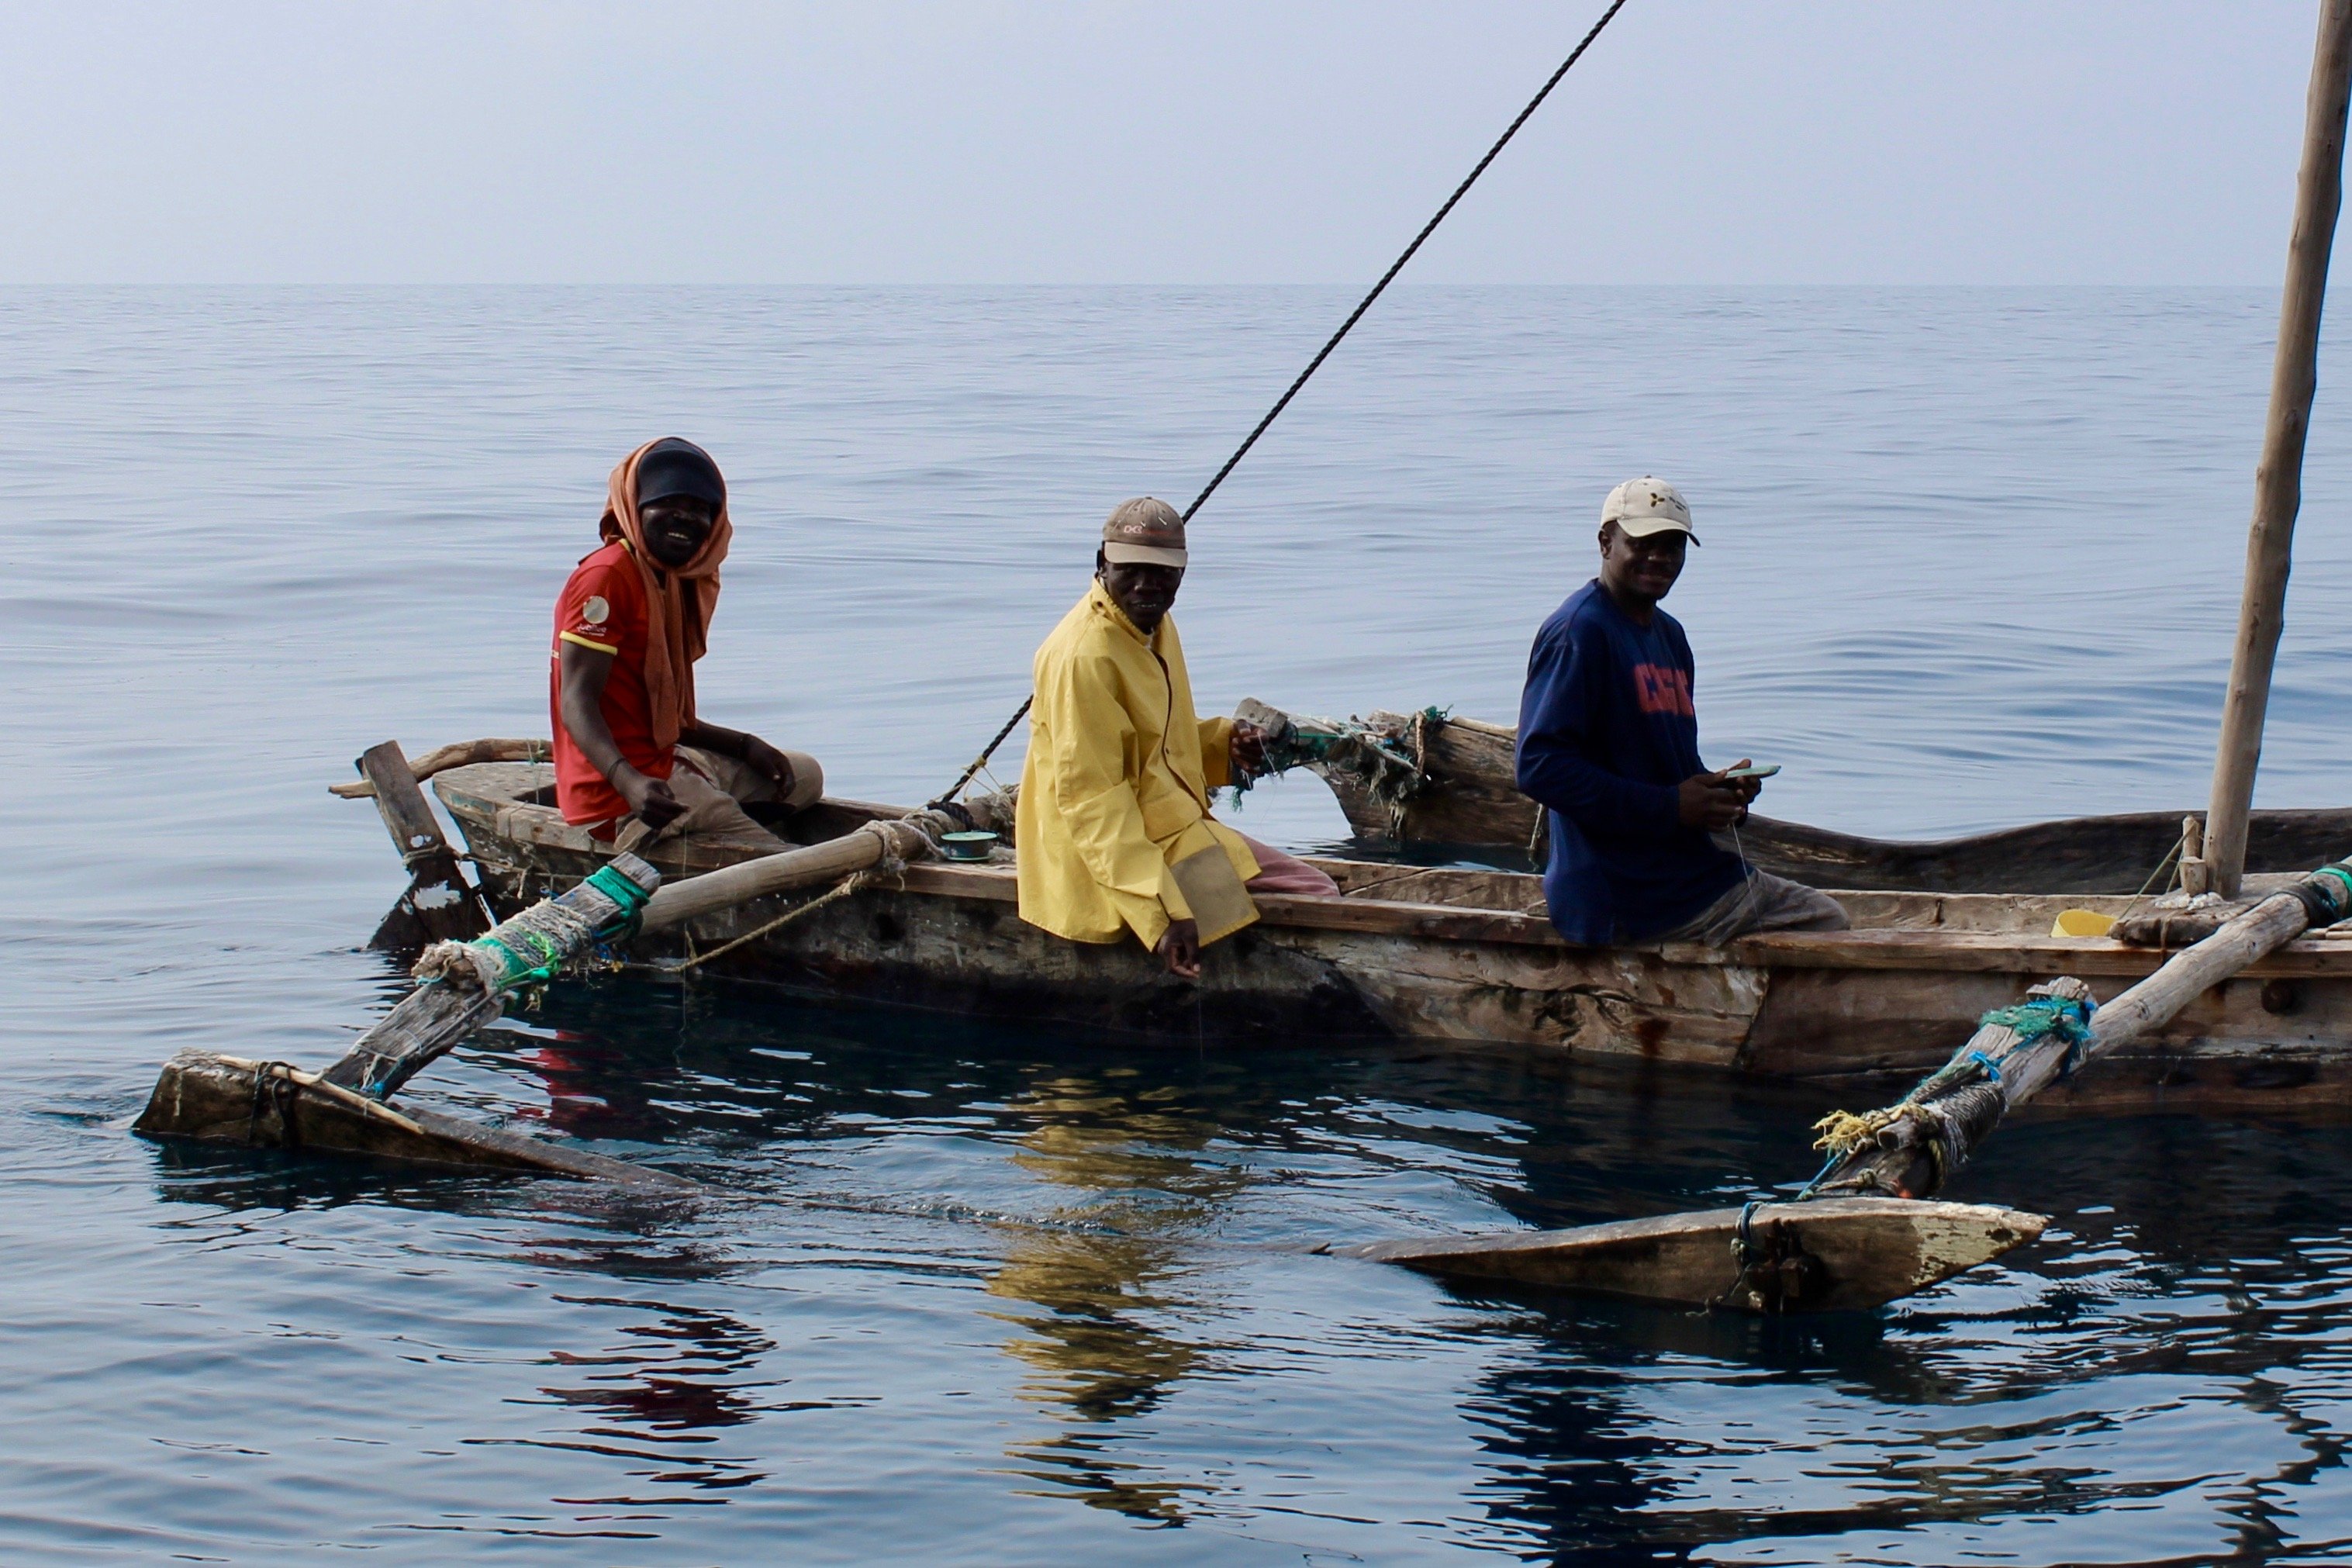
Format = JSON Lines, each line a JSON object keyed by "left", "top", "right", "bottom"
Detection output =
{"left": 0, "top": 2, "right": 2338, "bottom": 285}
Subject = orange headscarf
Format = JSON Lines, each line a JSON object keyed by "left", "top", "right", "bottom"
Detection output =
{"left": 598, "top": 440, "right": 734, "bottom": 750}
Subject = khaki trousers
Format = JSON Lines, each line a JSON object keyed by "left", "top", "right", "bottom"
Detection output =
{"left": 1649, "top": 870, "right": 1850, "bottom": 946}
{"left": 613, "top": 744, "right": 825, "bottom": 855}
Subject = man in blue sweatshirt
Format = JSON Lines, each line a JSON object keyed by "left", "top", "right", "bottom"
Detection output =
{"left": 1516, "top": 478, "right": 1849, "bottom": 946}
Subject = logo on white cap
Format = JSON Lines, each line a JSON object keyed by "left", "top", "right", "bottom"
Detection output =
{"left": 1601, "top": 476, "right": 1696, "bottom": 542}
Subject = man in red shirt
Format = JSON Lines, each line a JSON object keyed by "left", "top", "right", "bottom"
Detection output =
{"left": 551, "top": 438, "right": 821, "bottom": 851}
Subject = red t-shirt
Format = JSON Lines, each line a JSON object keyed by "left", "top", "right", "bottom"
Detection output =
{"left": 550, "top": 540, "right": 674, "bottom": 824}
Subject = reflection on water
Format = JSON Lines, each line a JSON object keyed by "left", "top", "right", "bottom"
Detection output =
{"left": 506, "top": 1297, "right": 775, "bottom": 1501}
{"left": 986, "top": 1075, "right": 1242, "bottom": 1521}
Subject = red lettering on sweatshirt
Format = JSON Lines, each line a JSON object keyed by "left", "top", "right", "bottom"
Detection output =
{"left": 1632, "top": 663, "right": 1694, "bottom": 718}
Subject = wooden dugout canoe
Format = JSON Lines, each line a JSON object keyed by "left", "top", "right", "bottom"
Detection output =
{"left": 1299, "top": 708, "right": 2352, "bottom": 894}
{"left": 430, "top": 760, "right": 2352, "bottom": 1113}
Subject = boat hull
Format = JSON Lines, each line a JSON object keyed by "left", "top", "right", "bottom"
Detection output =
{"left": 434, "top": 763, "right": 2352, "bottom": 1112}
{"left": 1302, "top": 708, "right": 2352, "bottom": 894}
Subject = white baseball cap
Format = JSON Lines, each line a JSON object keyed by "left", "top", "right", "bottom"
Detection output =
{"left": 1601, "top": 476, "right": 1698, "bottom": 543}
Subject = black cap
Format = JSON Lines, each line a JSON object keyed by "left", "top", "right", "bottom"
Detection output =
{"left": 634, "top": 438, "right": 726, "bottom": 509}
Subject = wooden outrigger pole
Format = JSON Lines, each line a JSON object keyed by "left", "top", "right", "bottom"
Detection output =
{"left": 2202, "top": 0, "right": 2352, "bottom": 896}
{"left": 136, "top": 813, "right": 963, "bottom": 1186}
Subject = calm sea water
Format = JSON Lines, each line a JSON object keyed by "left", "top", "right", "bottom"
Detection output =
{"left": 3, "top": 287, "right": 2350, "bottom": 1564}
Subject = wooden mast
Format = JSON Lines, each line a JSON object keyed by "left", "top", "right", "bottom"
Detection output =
{"left": 2205, "top": 0, "right": 2352, "bottom": 896}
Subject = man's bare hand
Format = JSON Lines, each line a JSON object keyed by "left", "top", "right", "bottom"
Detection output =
{"left": 738, "top": 734, "right": 796, "bottom": 799}
{"left": 1155, "top": 917, "right": 1202, "bottom": 979}
{"left": 1677, "top": 768, "right": 1748, "bottom": 831}
{"left": 1229, "top": 720, "right": 1273, "bottom": 782}
{"left": 617, "top": 766, "right": 687, "bottom": 833}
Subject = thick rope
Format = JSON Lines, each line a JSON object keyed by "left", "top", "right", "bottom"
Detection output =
{"left": 249, "top": 1062, "right": 303, "bottom": 1150}
{"left": 936, "top": 0, "right": 1635, "bottom": 803}
{"left": 412, "top": 938, "right": 502, "bottom": 993}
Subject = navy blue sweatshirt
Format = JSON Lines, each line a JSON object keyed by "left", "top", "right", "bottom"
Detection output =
{"left": 1515, "top": 580, "right": 1743, "bottom": 944}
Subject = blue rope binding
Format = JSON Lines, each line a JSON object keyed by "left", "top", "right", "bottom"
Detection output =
{"left": 1974, "top": 993, "right": 2095, "bottom": 1079}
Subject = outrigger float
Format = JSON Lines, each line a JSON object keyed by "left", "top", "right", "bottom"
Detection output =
{"left": 133, "top": 0, "right": 2352, "bottom": 1314}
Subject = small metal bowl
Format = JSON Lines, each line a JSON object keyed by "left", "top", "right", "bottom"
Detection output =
{"left": 939, "top": 830, "right": 1001, "bottom": 862}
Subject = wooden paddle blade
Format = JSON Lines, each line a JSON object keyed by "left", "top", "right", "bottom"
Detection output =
{"left": 133, "top": 1050, "right": 698, "bottom": 1191}
{"left": 1341, "top": 1197, "right": 2046, "bottom": 1314}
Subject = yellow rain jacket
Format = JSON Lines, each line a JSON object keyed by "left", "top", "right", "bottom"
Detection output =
{"left": 1016, "top": 582, "right": 1259, "bottom": 948}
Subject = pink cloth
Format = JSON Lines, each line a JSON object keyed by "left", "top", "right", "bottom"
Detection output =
{"left": 1238, "top": 834, "right": 1340, "bottom": 897}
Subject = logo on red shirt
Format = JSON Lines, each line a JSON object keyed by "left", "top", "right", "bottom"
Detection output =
{"left": 1632, "top": 663, "right": 1694, "bottom": 717}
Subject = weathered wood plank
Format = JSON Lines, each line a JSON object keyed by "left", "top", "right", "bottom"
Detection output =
{"left": 333, "top": 738, "right": 549, "bottom": 798}
{"left": 134, "top": 1051, "right": 696, "bottom": 1188}
{"left": 1342, "top": 1198, "right": 2046, "bottom": 1312}
{"left": 321, "top": 853, "right": 661, "bottom": 1098}
{"left": 359, "top": 740, "right": 491, "bottom": 950}
{"left": 890, "top": 862, "right": 1575, "bottom": 947}
{"left": 1736, "top": 926, "right": 2352, "bottom": 979}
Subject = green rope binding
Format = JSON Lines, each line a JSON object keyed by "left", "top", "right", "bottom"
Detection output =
{"left": 1233, "top": 712, "right": 1422, "bottom": 803}
{"left": 479, "top": 927, "right": 565, "bottom": 990}
{"left": 454, "top": 862, "right": 658, "bottom": 996}
{"left": 2308, "top": 862, "right": 2352, "bottom": 923}
{"left": 1960, "top": 993, "right": 2096, "bottom": 1086}
{"left": 1974, "top": 994, "right": 2095, "bottom": 1049}
{"left": 583, "top": 862, "right": 654, "bottom": 941}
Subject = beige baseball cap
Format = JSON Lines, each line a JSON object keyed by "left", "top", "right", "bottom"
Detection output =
{"left": 1601, "top": 476, "right": 1698, "bottom": 543}
{"left": 1101, "top": 496, "right": 1189, "bottom": 568}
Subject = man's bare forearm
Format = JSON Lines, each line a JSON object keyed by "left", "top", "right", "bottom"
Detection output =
{"left": 562, "top": 692, "right": 635, "bottom": 784}
{"left": 679, "top": 721, "right": 752, "bottom": 760}
{"left": 556, "top": 643, "right": 642, "bottom": 788}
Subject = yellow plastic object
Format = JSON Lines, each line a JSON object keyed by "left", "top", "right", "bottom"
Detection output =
{"left": 2051, "top": 908, "right": 2116, "bottom": 939}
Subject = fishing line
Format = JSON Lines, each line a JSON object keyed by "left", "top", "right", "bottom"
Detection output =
{"left": 934, "top": 0, "right": 1635, "bottom": 807}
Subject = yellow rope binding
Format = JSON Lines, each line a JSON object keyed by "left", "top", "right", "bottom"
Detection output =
{"left": 1811, "top": 1105, "right": 1903, "bottom": 1159}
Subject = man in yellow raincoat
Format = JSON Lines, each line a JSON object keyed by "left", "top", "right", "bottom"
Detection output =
{"left": 1017, "top": 498, "right": 1339, "bottom": 976}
